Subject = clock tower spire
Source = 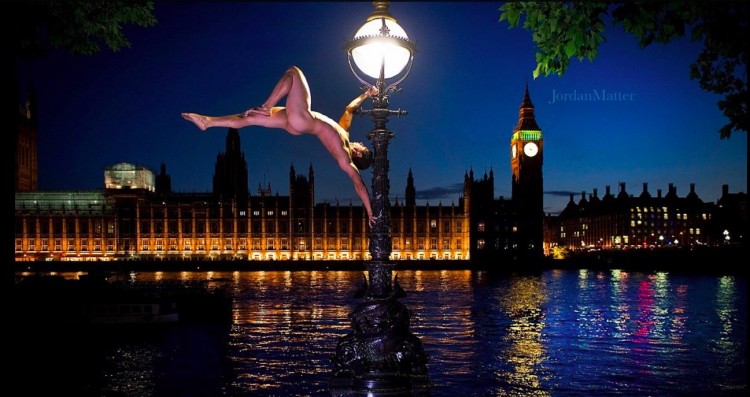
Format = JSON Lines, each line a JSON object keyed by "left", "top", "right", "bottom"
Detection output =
{"left": 510, "top": 83, "right": 544, "bottom": 259}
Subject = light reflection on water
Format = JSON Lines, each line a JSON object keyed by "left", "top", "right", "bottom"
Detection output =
{"left": 14, "top": 269, "right": 747, "bottom": 396}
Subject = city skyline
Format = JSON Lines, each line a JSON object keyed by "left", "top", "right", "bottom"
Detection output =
{"left": 15, "top": 2, "right": 747, "bottom": 214}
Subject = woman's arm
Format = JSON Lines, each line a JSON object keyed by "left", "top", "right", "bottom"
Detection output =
{"left": 340, "top": 160, "right": 376, "bottom": 226}
{"left": 338, "top": 86, "right": 378, "bottom": 132}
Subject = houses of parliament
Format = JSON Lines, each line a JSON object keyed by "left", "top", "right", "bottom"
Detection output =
{"left": 14, "top": 87, "right": 747, "bottom": 265}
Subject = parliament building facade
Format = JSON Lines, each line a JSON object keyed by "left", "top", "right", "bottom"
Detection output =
{"left": 14, "top": 87, "right": 746, "bottom": 264}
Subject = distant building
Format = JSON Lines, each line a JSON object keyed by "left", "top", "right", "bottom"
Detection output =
{"left": 13, "top": 85, "right": 745, "bottom": 263}
{"left": 15, "top": 87, "right": 37, "bottom": 192}
{"left": 14, "top": 128, "right": 469, "bottom": 262}
{"left": 712, "top": 184, "right": 747, "bottom": 246}
{"left": 550, "top": 182, "right": 746, "bottom": 251}
{"left": 104, "top": 162, "right": 156, "bottom": 192}
{"left": 464, "top": 85, "right": 545, "bottom": 264}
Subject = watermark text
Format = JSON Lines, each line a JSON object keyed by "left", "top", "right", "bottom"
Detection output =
{"left": 549, "top": 89, "right": 635, "bottom": 104}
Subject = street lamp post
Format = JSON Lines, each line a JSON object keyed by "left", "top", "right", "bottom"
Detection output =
{"left": 330, "top": 2, "right": 428, "bottom": 395}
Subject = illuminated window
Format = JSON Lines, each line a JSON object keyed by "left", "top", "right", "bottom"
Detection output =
{"left": 442, "top": 239, "right": 450, "bottom": 250}
{"left": 281, "top": 239, "right": 288, "bottom": 250}
{"left": 281, "top": 210, "right": 288, "bottom": 216}
{"left": 253, "top": 210, "right": 260, "bottom": 216}
{"left": 418, "top": 239, "right": 425, "bottom": 250}
{"left": 15, "top": 239, "right": 22, "bottom": 251}
{"left": 81, "top": 239, "right": 88, "bottom": 252}
{"left": 266, "top": 239, "right": 274, "bottom": 250}
{"left": 478, "top": 222, "right": 485, "bottom": 232}
{"left": 456, "top": 239, "right": 462, "bottom": 250}
{"left": 430, "top": 220, "right": 437, "bottom": 229}
{"left": 267, "top": 210, "right": 274, "bottom": 216}
{"left": 184, "top": 240, "right": 192, "bottom": 251}
{"left": 67, "top": 239, "right": 75, "bottom": 251}
{"left": 477, "top": 239, "right": 485, "bottom": 249}
{"left": 224, "top": 238, "right": 232, "bottom": 250}
{"left": 430, "top": 238, "right": 437, "bottom": 249}
{"left": 211, "top": 239, "right": 219, "bottom": 250}
{"left": 28, "top": 239, "right": 36, "bottom": 251}
{"left": 156, "top": 239, "right": 163, "bottom": 251}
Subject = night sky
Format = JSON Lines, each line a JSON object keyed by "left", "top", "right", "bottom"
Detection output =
{"left": 15, "top": 2, "right": 747, "bottom": 215}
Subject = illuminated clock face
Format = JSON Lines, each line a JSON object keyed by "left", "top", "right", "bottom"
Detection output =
{"left": 524, "top": 142, "right": 539, "bottom": 157}
{"left": 512, "top": 145, "right": 517, "bottom": 158}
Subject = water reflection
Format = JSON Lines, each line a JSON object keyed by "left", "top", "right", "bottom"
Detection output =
{"left": 498, "top": 276, "right": 550, "bottom": 396}
{"left": 13, "top": 269, "right": 747, "bottom": 396}
{"left": 399, "top": 270, "right": 478, "bottom": 387}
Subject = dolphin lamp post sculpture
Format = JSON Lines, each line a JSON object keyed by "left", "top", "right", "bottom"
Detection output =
{"left": 330, "top": 2, "right": 429, "bottom": 396}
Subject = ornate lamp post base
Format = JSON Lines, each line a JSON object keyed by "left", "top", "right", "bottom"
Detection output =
{"left": 330, "top": 263, "right": 430, "bottom": 396}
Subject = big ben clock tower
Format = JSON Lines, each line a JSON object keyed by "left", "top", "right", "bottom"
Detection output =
{"left": 510, "top": 84, "right": 544, "bottom": 258}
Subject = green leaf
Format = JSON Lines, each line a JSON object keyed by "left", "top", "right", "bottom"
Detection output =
{"left": 564, "top": 41, "right": 577, "bottom": 58}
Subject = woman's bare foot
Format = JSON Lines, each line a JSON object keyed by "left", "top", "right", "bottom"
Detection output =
{"left": 243, "top": 106, "right": 270, "bottom": 117}
{"left": 181, "top": 112, "right": 208, "bottom": 131}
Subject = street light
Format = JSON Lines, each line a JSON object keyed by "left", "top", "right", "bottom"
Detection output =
{"left": 330, "top": 2, "right": 428, "bottom": 396}
{"left": 347, "top": 1, "right": 415, "bottom": 90}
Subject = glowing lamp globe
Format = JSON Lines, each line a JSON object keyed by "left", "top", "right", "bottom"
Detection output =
{"left": 346, "top": 1, "right": 415, "bottom": 87}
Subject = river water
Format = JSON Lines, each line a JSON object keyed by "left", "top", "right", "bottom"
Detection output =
{"left": 13, "top": 268, "right": 747, "bottom": 396}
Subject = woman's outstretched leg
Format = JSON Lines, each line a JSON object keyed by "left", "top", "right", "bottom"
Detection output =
{"left": 181, "top": 112, "right": 249, "bottom": 130}
{"left": 182, "top": 66, "right": 311, "bottom": 132}
{"left": 245, "top": 66, "right": 314, "bottom": 131}
{"left": 181, "top": 111, "right": 284, "bottom": 131}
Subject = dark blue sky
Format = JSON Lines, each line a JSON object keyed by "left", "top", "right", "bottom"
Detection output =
{"left": 16, "top": 2, "right": 747, "bottom": 214}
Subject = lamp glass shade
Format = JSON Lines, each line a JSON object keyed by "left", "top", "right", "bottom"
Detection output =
{"left": 351, "top": 18, "right": 411, "bottom": 79}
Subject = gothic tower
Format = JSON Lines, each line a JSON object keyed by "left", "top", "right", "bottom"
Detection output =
{"left": 213, "top": 128, "right": 248, "bottom": 207}
{"left": 289, "top": 163, "right": 315, "bottom": 210}
{"left": 15, "top": 86, "right": 37, "bottom": 192}
{"left": 155, "top": 161, "right": 172, "bottom": 194}
{"left": 510, "top": 84, "right": 544, "bottom": 258}
{"left": 405, "top": 168, "right": 416, "bottom": 207}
